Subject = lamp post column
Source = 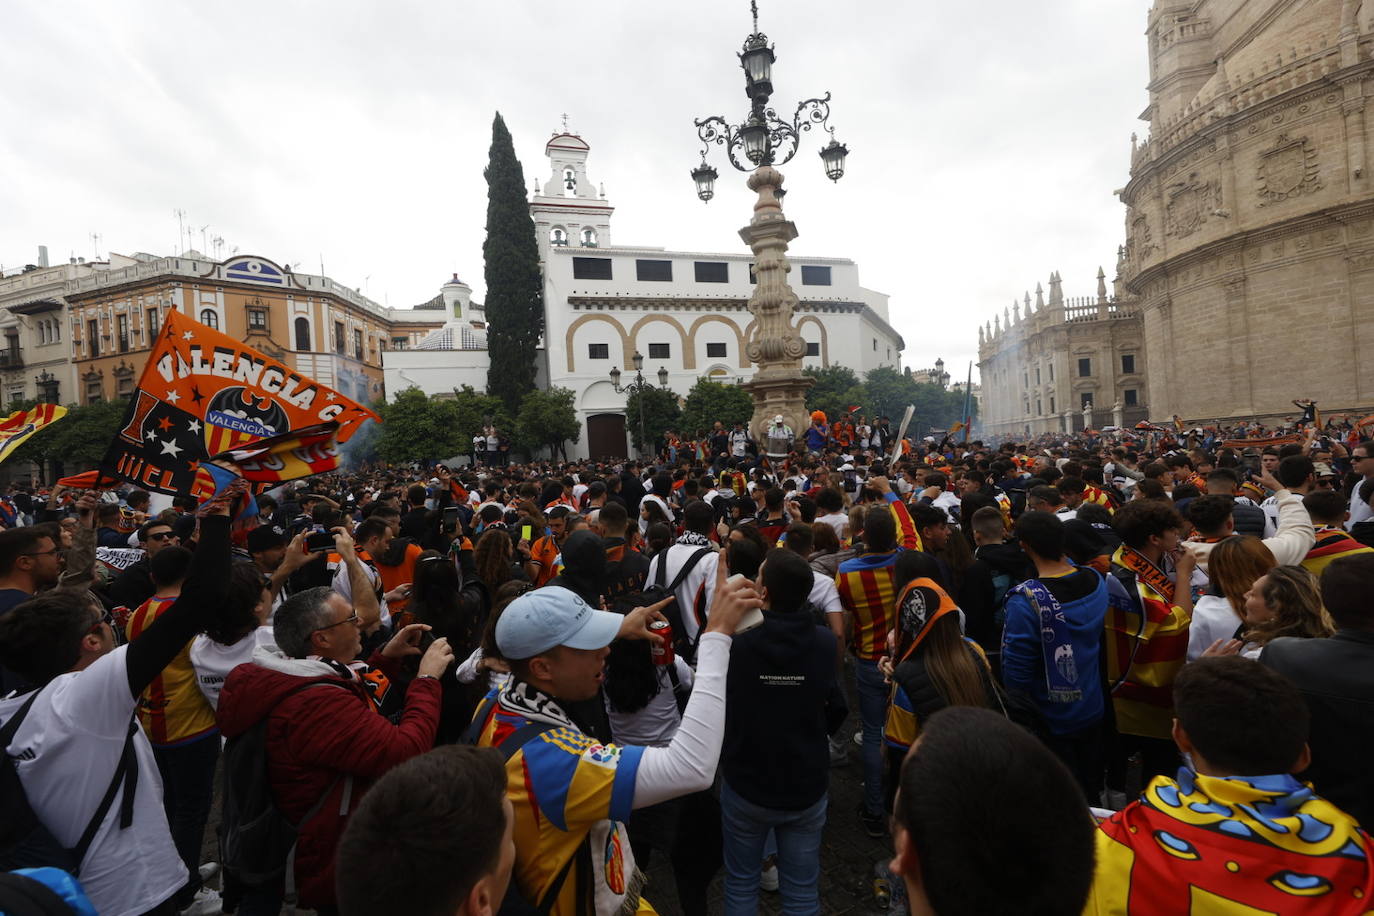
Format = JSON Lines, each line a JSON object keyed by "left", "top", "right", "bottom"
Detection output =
{"left": 638, "top": 373, "right": 647, "bottom": 458}
{"left": 739, "top": 165, "right": 812, "bottom": 443}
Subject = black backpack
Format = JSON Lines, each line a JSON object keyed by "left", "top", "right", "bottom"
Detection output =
{"left": 218, "top": 681, "right": 351, "bottom": 903}
{"left": 642, "top": 545, "right": 715, "bottom": 664}
{"left": 0, "top": 687, "right": 138, "bottom": 875}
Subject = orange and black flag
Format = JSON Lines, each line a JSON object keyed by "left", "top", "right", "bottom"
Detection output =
{"left": 0, "top": 403, "right": 66, "bottom": 465}
{"left": 101, "top": 309, "right": 378, "bottom": 496}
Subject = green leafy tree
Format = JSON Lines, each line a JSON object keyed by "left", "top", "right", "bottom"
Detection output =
{"left": 7, "top": 399, "right": 129, "bottom": 478}
{"left": 624, "top": 386, "right": 681, "bottom": 452}
{"left": 483, "top": 112, "right": 544, "bottom": 413}
{"left": 861, "top": 367, "right": 980, "bottom": 441}
{"left": 515, "top": 387, "right": 579, "bottom": 461}
{"left": 375, "top": 388, "right": 465, "bottom": 464}
{"left": 447, "top": 386, "right": 513, "bottom": 453}
{"left": 678, "top": 379, "right": 753, "bottom": 438}
{"left": 804, "top": 366, "right": 865, "bottom": 421}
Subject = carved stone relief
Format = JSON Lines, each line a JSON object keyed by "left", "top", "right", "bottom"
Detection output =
{"left": 1257, "top": 134, "right": 1321, "bottom": 205}
{"left": 1165, "top": 172, "right": 1223, "bottom": 238}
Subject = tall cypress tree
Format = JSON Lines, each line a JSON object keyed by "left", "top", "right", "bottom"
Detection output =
{"left": 483, "top": 112, "right": 544, "bottom": 412}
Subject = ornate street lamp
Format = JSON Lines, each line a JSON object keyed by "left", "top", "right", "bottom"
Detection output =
{"left": 687, "top": 0, "right": 848, "bottom": 447}
{"left": 691, "top": 160, "right": 719, "bottom": 202}
{"left": 690, "top": 0, "right": 849, "bottom": 197}
{"left": 609, "top": 352, "right": 669, "bottom": 456}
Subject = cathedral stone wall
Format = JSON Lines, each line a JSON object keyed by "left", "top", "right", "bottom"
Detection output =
{"left": 1123, "top": 0, "right": 1374, "bottom": 423}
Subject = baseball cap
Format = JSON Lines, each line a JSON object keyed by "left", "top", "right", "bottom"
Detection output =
{"left": 496, "top": 586, "right": 622, "bottom": 660}
{"left": 1314, "top": 461, "right": 1337, "bottom": 478}
{"left": 246, "top": 525, "right": 288, "bottom": 553}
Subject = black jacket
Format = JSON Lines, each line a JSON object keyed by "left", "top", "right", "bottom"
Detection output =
{"left": 399, "top": 506, "right": 429, "bottom": 542}
{"left": 1261, "top": 630, "right": 1374, "bottom": 826}
{"left": 105, "top": 559, "right": 154, "bottom": 612}
{"left": 722, "top": 609, "right": 845, "bottom": 810}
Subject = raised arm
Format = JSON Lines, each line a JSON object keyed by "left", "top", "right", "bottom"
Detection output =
{"left": 125, "top": 511, "right": 230, "bottom": 697}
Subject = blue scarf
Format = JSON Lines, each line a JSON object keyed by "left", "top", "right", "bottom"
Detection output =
{"left": 1015, "top": 579, "right": 1083, "bottom": 703}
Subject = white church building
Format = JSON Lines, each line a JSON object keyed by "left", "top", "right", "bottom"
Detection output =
{"left": 383, "top": 129, "right": 904, "bottom": 460}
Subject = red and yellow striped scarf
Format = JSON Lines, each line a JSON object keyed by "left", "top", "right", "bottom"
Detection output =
{"left": 1115, "top": 544, "right": 1175, "bottom": 604}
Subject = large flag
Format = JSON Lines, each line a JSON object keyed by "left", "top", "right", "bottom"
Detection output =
{"left": 0, "top": 404, "right": 66, "bottom": 465}
{"left": 200, "top": 422, "right": 341, "bottom": 486}
{"left": 101, "top": 309, "right": 378, "bottom": 496}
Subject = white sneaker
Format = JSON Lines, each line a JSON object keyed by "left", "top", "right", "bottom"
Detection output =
{"left": 197, "top": 862, "right": 220, "bottom": 883}
{"left": 829, "top": 739, "right": 849, "bottom": 766}
{"left": 852, "top": 730, "right": 863, "bottom": 747}
{"left": 178, "top": 887, "right": 222, "bottom": 916}
{"left": 760, "top": 858, "right": 779, "bottom": 892}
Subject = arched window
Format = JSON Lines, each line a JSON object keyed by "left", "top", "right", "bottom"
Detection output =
{"left": 563, "top": 167, "right": 576, "bottom": 195}
{"left": 199, "top": 309, "right": 219, "bottom": 330}
{"left": 581, "top": 227, "right": 597, "bottom": 248}
{"left": 294, "top": 317, "right": 311, "bottom": 351}
{"left": 550, "top": 227, "right": 568, "bottom": 247}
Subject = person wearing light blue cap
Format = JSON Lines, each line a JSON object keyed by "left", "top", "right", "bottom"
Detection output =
{"left": 469, "top": 562, "right": 761, "bottom": 916}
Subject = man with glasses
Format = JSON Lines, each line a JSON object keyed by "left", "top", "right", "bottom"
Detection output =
{"left": 216, "top": 582, "right": 454, "bottom": 914}
{"left": 1346, "top": 441, "right": 1374, "bottom": 531}
{"left": 0, "top": 527, "right": 63, "bottom": 695}
{"left": 106, "top": 519, "right": 180, "bottom": 614}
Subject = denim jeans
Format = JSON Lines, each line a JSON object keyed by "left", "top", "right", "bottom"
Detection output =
{"left": 152, "top": 732, "right": 220, "bottom": 905}
{"left": 854, "top": 658, "right": 888, "bottom": 817}
{"left": 720, "top": 781, "right": 827, "bottom": 916}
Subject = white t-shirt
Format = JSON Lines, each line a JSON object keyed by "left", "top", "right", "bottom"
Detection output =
{"left": 646, "top": 543, "right": 720, "bottom": 641}
{"left": 816, "top": 511, "right": 849, "bottom": 542}
{"left": 0, "top": 647, "right": 186, "bottom": 916}
{"left": 190, "top": 626, "right": 277, "bottom": 710}
{"left": 1348, "top": 483, "right": 1374, "bottom": 530}
{"left": 1186, "top": 595, "right": 1242, "bottom": 662}
{"left": 638, "top": 493, "right": 674, "bottom": 535}
{"left": 331, "top": 558, "right": 392, "bottom": 629}
{"left": 808, "top": 571, "right": 844, "bottom": 616}
{"left": 606, "top": 658, "right": 693, "bottom": 748}
{"left": 932, "top": 491, "right": 962, "bottom": 525}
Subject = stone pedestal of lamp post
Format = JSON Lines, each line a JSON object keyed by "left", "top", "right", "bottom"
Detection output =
{"left": 739, "top": 165, "right": 813, "bottom": 447}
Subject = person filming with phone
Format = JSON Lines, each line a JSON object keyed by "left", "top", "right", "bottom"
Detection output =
{"left": 470, "top": 554, "right": 763, "bottom": 916}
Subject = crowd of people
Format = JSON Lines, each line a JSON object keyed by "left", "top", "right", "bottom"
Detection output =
{"left": 2, "top": 419, "right": 1374, "bottom": 915}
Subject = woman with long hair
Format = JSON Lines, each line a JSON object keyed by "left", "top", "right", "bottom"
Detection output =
{"left": 639, "top": 497, "right": 670, "bottom": 531}
{"left": 1186, "top": 536, "right": 1276, "bottom": 661}
{"left": 1240, "top": 565, "right": 1334, "bottom": 655}
{"left": 473, "top": 527, "right": 524, "bottom": 590}
{"left": 880, "top": 551, "right": 999, "bottom": 798}
{"left": 407, "top": 550, "right": 487, "bottom": 660}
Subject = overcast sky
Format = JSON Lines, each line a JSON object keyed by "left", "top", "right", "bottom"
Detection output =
{"left": 0, "top": 0, "right": 1150, "bottom": 384}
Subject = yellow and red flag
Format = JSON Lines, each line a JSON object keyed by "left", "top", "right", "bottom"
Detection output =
{"left": 201, "top": 422, "right": 341, "bottom": 486}
{"left": 0, "top": 403, "right": 66, "bottom": 465}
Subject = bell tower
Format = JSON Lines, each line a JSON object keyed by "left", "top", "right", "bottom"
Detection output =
{"left": 529, "top": 118, "right": 615, "bottom": 260}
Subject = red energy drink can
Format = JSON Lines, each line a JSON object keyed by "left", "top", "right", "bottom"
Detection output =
{"left": 650, "top": 619, "right": 673, "bottom": 666}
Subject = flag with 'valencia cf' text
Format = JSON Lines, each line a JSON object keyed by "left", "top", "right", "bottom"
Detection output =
{"left": 101, "top": 309, "right": 378, "bottom": 497}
